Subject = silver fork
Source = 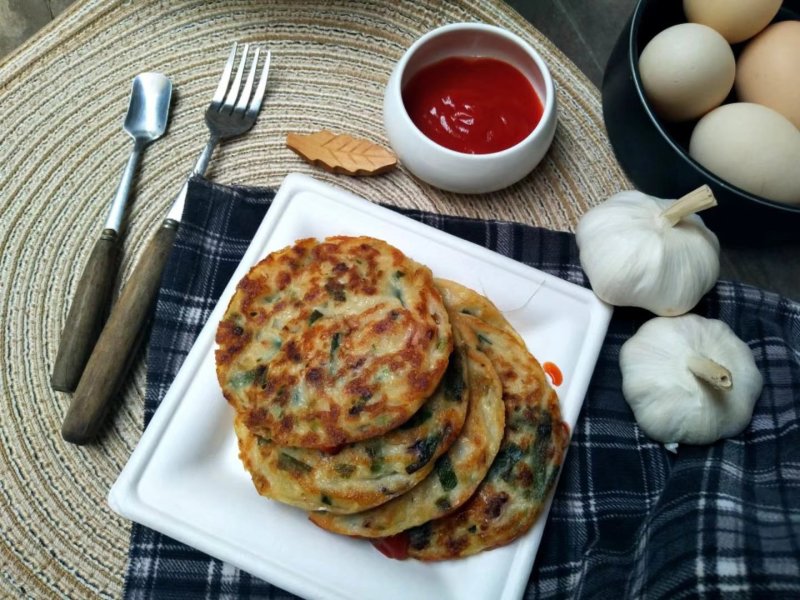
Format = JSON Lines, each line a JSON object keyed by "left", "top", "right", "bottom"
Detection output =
{"left": 167, "top": 42, "right": 271, "bottom": 221}
{"left": 62, "top": 44, "right": 272, "bottom": 445}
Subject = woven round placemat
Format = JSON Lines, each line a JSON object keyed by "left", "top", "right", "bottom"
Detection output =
{"left": 0, "top": 1, "right": 627, "bottom": 597}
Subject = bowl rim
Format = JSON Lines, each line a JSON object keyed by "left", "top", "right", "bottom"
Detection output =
{"left": 628, "top": 0, "right": 800, "bottom": 213}
{"left": 389, "top": 22, "right": 557, "bottom": 160}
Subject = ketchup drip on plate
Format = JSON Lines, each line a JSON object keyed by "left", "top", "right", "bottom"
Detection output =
{"left": 543, "top": 361, "right": 563, "bottom": 387}
{"left": 372, "top": 533, "right": 410, "bottom": 560}
{"left": 402, "top": 56, "right": 543, "bottom": 154}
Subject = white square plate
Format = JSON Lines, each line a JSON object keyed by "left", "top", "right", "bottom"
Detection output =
{"left": 109, "top": 173, "right": 612, "bottom": 600}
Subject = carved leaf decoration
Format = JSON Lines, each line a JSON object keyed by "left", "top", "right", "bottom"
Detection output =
{"left": 286, "top": 130, "right": 397, "bottom": 176}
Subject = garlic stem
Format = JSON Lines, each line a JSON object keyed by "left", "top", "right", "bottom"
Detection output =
{"left": 660, "top": 185, "right": 717, "bottom": 227}
{"left": 687, "top": 354, "right": 733, "bottom": 390}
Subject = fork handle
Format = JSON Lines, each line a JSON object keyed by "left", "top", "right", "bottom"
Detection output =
{"left": 61, "top": 219, "right": 179, "bottom": 445}
{"left": 51, "top": 229, "right": 120, "bottom": 392}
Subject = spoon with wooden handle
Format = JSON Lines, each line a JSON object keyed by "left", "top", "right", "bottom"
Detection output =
{"left": 51, "top": 72, "right": 172, "bottom": 392}
{"left": 60, "top": 44, "right": 270, "bottom": 445}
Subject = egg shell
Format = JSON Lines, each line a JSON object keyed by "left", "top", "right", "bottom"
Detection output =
{"left": 683, "top": 0, "right": 782, "bottom": 43}
{"left": 639, "top": 23, "right": 735, "bottom": 122}
{"left": 736, "top": 21, "right": 800, "bottom": 129}
{"left": 689, "top": 103, "right": 800, "bottom": 205}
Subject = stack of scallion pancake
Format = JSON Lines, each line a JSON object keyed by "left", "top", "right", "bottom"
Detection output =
{"left": 216, "top": 236, "right": 570, "bottom": 560}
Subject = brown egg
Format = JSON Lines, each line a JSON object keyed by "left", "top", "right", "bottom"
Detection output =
{"left": 683, "top": 0, "right": 782, "bottom": 43}
{"left": 736, "top": 21, "right": 800, "bottom": 129}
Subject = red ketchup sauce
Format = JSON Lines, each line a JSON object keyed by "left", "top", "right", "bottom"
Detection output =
{"left": 543, "top": 361, "right": 563, "bottom": 387}
{"left": 372, "top": 533, "right": 410, "bottom": 560}
{"left": 402, "top": 56, "right": 543, "bottom": 154}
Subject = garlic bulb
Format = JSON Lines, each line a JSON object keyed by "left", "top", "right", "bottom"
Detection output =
{"left": 576, "top": 186, "right": 720, "bottom": 316}
{"left": 620, "top": 314, "right": 763, "bottom": 446}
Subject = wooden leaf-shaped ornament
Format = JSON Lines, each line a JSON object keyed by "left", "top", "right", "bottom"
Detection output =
{"left": 286, "top": 130, "right": 397, "bottom": 176}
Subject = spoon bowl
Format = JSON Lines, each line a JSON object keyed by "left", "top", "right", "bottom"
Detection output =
{"left": 124, "top": 72, "right": 173, "bottom": 142}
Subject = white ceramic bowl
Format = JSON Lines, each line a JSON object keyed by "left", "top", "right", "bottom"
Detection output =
{"left": 384, "top": 23, "right": 557, "bottom": 194}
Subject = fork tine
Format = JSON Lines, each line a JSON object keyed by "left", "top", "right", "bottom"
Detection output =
{"left": 235, "top": 47, "right": 260, "bottom": 113}
{"left": 247, "top": 49, "right": 271, "bottom": 118}
{"left": 223, "top": 43, "right": 249, "bottom": 110}
{"left": 212, "top": 43, "right": 238, "bottom": 106}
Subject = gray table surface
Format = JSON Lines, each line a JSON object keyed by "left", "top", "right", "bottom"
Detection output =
{"left": 3, "top": 0, "right": 798, "bottom": 300}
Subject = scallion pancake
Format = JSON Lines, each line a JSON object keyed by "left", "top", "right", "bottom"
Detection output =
{"left": 309, "top": 317, "right": 504, "bottom": 535}
{"left": 235, "top": 343, "right": 469, "bottom": 514}
{"left": 217, "top": 236, "right": 452, "bottom": 449}
{"left": 404, "top": 315, "right": 570, "bottom": 560}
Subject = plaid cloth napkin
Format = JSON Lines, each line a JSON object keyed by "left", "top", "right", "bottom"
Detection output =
{"left": 124, "top": 177, "right": 800, "bottom": 599}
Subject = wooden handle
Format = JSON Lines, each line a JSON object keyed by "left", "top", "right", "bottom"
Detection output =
{"left": 61, "top": 219, "right": 179, "bottom": 445}
{"left": 51, "top": 229, "right": 120, "bottom": 392}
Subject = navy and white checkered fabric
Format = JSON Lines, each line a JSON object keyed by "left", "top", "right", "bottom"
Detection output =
{"left": 124, "top": 177, "right": 800, "bottom": 599}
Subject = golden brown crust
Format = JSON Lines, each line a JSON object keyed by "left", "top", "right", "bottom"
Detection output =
{"left": 405, "top": 315, "right": 570, "bottom": 561}
{"left": 235, "top": 341, "right": 470, "bottom": 514}
{"left": 309, "top": 316, "right": 505, "bottom": 536}
{"left": 226, "top": 249, "right": 570, "bottom": 561}
{"left": 217, "top": 236, "right": 452, "bottom": 448}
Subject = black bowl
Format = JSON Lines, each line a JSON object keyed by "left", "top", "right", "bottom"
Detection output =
{"left": 602, "top": 0, "right": 800, "bottom": 243}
